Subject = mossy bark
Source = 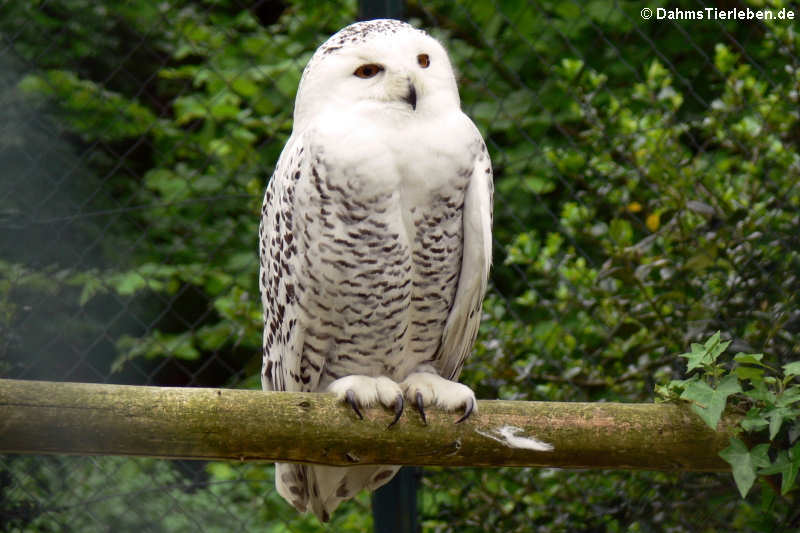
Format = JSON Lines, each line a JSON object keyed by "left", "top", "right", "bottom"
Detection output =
{"left": 0, "top": 378, "right": 733, "bottom": 471}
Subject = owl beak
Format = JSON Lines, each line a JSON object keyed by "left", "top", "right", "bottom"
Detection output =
{"left": 403, "top": 82, "right": 417, "bottom": 111}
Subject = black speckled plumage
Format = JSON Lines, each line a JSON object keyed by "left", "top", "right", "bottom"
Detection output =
{"left": 259, "top": 18, "right": 493, "bottom": 522}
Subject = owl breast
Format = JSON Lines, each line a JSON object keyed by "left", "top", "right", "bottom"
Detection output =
{"left": 292, "top": 113, "right": 475, "bottom": 388}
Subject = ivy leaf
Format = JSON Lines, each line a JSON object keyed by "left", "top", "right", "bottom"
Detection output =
{"left": 740, "top": 408, "right": 769, "bottom": 433}
{"left": 758, "top": 443, "right": 800, "bottom": 495}
{"left": 655, "top": 376, "right": 696, "bottom": 401}
{"left": 680, "top": 379, "right": 712, "bottom": 407}
{"left": 766, "top": 406, "right": 797, "bottom": 440}
{"left": 719, "top": 439, "right": 770, "bottom": 498}
{"left": 783, "top": 362, "right": 800, "bottom": 379}
{"left": 747, "top": 380, "right": 777, "bottom": 404}
{"left": 679, "top": 343, "right": 708, "bottom": 372}
{"left": 679, "top": 331, "right": 730, "bottom": 373}
{"left": 681, "top": 374, "right": 741, "bottom": 430}
{"left": 705, "top": 331, "right": 731, "bottom": 362}
{"left": 735, "top": 365, "right": 765, "bottom": 383}
{"left": 778, "top": 387, "right": 800, "bottom": 407}
{"left": 734, "top": 352, "right": 764, "bottom": 365}
{"left": 733, "top": 353, "right": 773, "bottom": 385}
{"left": 654, "top": 383, "right": 677, "bottom": 401}
{"left": 790, "top": 421, "right": 800, "bottom": 444}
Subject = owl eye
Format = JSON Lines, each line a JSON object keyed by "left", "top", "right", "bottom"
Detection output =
{"left": 354, "top": 64, "right": 384, "bottom": 78}
{"left": 417, "top": 54, "right": 430, "bottom": 68}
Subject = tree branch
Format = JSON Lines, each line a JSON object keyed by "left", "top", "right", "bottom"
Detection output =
{"left": 0, "top": 378, "right": 734, "bottom": 471}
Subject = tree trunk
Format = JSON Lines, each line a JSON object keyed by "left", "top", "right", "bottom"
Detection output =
{"left": 0, "top": 378, "right": 734, "bottom": 471}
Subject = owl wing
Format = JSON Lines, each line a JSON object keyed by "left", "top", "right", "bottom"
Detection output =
{"left": 435, "top": 132, "right": 493, "bottom": 381}
{"left": 260, "top": 132, "right": 317, "bottom": 395}
{"left": 259, "top": 141, "right": 318, "bottom": 517}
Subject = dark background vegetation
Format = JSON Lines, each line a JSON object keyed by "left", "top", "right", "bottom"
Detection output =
{"left": 1, "top": 0, "right": 798, "bottom": 531}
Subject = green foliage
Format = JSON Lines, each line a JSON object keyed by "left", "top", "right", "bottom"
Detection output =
{"left": 441, "top": 2, "right": 800, "bottom": 529}
{"left": 1, "top": 0, "right": 358, "bottom": 374}
{"left": 18, "top": 70, "right": 157, "bottom": 140}
{"left": 0, "top": 455, "right": 371, "bottom": 532}
{"left": 657, "top": 331, "right": 800, "bottom": 498}
{"left": 469, "top": 37, "right": 800, "bottom": 406}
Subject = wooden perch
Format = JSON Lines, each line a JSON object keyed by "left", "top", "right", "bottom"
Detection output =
{"left": 0, "top": 378, "right": 734, "bottom": 471}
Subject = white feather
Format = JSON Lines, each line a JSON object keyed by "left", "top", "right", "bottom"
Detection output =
{"left": 259, "top": 19, "right": 493, "bottom": 522}
{"left": 437, "top": 133, "right": 493, "bottom": 381}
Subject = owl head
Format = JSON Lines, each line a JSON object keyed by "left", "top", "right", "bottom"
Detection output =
{"left": 293, "top": 19, "right": 461, "bottom": 130}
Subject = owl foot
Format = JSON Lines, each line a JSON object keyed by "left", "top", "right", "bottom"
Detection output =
{"left": 413, "top": 390, "right": 474, "bottom": 424}
{"left": 328, "top": 375, "right": 404, "bottom": 428}
{"left": 401, "top": 372, "right": 477, "bottom": 425}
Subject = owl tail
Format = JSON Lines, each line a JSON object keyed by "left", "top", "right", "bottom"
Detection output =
{"left": 275, "top": 463, "right": 400, "bottom": 522}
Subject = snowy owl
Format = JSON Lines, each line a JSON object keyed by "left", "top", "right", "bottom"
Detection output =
{"left": 259, "top": 18, "right": 493, "bottom": 522}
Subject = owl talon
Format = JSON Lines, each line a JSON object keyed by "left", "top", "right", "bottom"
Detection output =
{"left": 415, "top": 391, "right": 427, "bottom": 425}
{"left": 387, "top": 393, "right": 404, "bottom": 428}
{"left": 455, "top": 397, "right": 474, "bottom": 424}
{"left": 345, "top": 389, "right": 364, "bottom": 420}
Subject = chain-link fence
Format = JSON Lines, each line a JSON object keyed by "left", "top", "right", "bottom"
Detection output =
{"left": 2, "top": 0, "right": 799, "bottom": 531}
